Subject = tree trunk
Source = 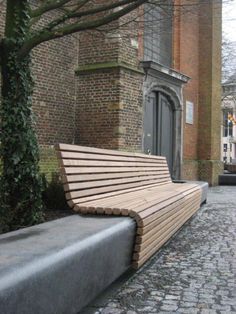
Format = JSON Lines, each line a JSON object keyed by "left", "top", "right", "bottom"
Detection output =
{"left": 0, "top": 0, "right": 44, "bottom": 231}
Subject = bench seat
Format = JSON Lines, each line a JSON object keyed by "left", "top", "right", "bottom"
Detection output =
{"left": 56, "top": 144, "right": 202, "bottom": 269}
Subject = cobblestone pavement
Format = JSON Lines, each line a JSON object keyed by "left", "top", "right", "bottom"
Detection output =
{"left": 82, "top": 186, "right": 236, "bottom": 314}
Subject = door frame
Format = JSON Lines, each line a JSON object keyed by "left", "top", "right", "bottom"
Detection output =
{"left": 143, "top": 84, "right": 183, "bottom": 180}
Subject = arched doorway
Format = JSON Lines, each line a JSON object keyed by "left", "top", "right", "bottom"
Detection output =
{"left": 141, "top": 61, "right": 190, "bottom": 180}
{"left": 144, "top": 91, "right": 174, "bottom": 173}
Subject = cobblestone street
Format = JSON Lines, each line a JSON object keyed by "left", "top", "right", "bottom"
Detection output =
{"left": 83, "top": 186, "right": 236, "bottom": 314}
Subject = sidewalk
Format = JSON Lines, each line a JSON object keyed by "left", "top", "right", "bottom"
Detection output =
{"left": 82, "top": 186, "right": 236, "bottom": 314}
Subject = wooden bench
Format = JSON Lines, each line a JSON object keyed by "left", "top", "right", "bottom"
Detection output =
{"left": 56, "top": 143, "right": 202, "bottom": 269}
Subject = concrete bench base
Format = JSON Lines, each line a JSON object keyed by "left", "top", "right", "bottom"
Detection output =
{"left": 0, "top": 216, "right": 135, "bottom": 314}
{"left": 219, "top": 173, "right": 236, "bottom": 185}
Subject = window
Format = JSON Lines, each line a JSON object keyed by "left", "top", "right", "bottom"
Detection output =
{"left": 223, "top": 110, "right": 233, "bottom": 137}
{"left": 144, "top": 1, "right": 173, "bottom": 67}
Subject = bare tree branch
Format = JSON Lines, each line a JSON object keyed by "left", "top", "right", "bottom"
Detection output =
{"left": 30, "top": 0, "right": 74, "bottom": 18}
{"left": 20, "top": 0, "right": 147, "bottom": 57}
{"left": 41, "top": 0, "right": 145, "bottom": 32}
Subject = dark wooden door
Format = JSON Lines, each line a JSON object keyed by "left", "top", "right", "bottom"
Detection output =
{"left": 144, "top": 92, "right": 174, "bottom": 173}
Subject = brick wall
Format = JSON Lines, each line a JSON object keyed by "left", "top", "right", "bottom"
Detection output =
{"left": 32, "top": 36, "right": 78, "bottom": 146}
{"left": 78, "top": 28, "right": 119, "bottom": 66}
{"left": 118, "top": 10, "right": 141, "bottom": 68}
{"left": 118, "top": 10, "right": 144, "bottom": 151}
{"left": 198, "top": 0, "right": 223, "bottom": 185}
{"left": 76, "top": 68, "right": 120, "bottom": 149}
{"left": 76, "top": 8, "right": 144, "bottom": 151}
{"left": 75, "top": 19, "right": 121, "bottom": 149}
{"left": 119, "top": 69, "right": 144, "bottom": 151}
{"left": 173, "top": 0, "right": 223, "bottom": 184}
{"left": 173, "top": 0, "right": 200, "bottom": 180}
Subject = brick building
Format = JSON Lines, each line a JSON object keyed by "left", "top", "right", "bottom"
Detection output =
{"left": 0, "top": 1, "right": 223, "bottom": 185}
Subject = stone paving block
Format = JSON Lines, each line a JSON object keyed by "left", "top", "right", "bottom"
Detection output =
{"left": 200, "top": 310, "right": 217, "bottom": 314}
{"left": 180, "top": 301, "right": 198, "bottom": 308}
{"left": 178, "top": 308, "right": 199, "bottom": 313}
{"left": 160, "top": 304, "right": 178, "bottom": 311}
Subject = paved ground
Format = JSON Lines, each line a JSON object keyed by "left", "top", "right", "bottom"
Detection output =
{"left": 82, "top": 186, "right": 236, "bottom": 314}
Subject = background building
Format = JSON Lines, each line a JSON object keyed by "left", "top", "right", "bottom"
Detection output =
{"left": 221, "top": 77, "right": 236, "bottom": 164}
{"left": 0, "top": 1, "right": 223, "bottom": 185}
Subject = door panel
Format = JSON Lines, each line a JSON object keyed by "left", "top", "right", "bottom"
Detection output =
{"left": 143, "top": 93, "right": 156, "bottom": 154}
{"left": 157, "top": 93, "right": 173, "bottom": 172}
{"left": 144, "top": 92, "right": 174, "bottom": 174}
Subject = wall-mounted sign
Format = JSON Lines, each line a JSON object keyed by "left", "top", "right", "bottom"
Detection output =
{"left": 186, "top": 101, "right": 194, "bottom": 124}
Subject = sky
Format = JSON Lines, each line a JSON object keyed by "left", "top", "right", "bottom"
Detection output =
{"left": 223, "top": 0, "right": 236, "bottom": 42}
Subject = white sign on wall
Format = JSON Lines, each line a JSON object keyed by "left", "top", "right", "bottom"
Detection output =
{"left": 186, "top": 101, "right": 194, "bottom": 124}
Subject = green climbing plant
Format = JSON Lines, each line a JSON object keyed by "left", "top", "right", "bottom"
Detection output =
{"left": 0, "top": 0, "right": 44, "bottom": 231}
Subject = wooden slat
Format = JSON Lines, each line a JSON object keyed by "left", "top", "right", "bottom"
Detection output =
{"left": 61, "top": 159, "right": 167, "bottom": 168}
{"left": 62, "top": 166, "right": 168, "bottom": 175}
{"left": 71, "top": 182, "right": 168, "bottom": 207}
{"left": 76, "top": 182, "right": 174, "bottom": 210}
{"left": 137, "top": 199, "right": 185, "bottom": 235}
{"left": 138, "top": 194, "right": 200, "bottom": 254}
{"left": 135, "top": 195, "right": 200, "bottom": 248}
{"left": 62, "top": 170, "right": 170, "bottom": 183}
{"left": 59, "top": 151, "right": 164, "bottom": 164}
{"left": 108, "top": 188, "right": 174, "bottom": 214}
{"left": 132, "top": 193, "right": 185, "bottom": 220}
{"left": 76, "top": 186, "right": 168, "bottom": 215}
{"left": 134, "top": 190, "right": 200, "bottom": 228}
{"left": 112, "top": 192, "right": 196, "bottom": 218}
{"left": 75, "top": 184, "right": 199, "bottom": 216}
{"left": 136, "top": 201, "right": 186, "bottom": 241}
{"left": 57, "top": 143, "right": 166, "bottom": 161}
{"left": 137, "top": 197, "right": 200, "bottom": 261}
{"left": 132, "top": 203, "right": 197, "bottom": 269}
{"left": 77, "top": 187, "right": 199, "bottom": 221}
{"left": 66, "top": 178, "right": 171, "bottom": 200}
{"left": 109, "top": 190, "right": 182, "bottom": 216}
{"left": 132, "top": 195, "right": 200, "bottom": 264}
{"left": 135, "top": 207, "right": 189, "bottom": 252}
{"left": 64, "top": 174, "right": 170, "bottom": 192}
{"left": 133, "top": 185, "right": 200, "bottom": 218}
{"left": 124, "top": 189, "right": 185, "bottom": 212}
{"left": 137, "top": 191, "right": 200, "bottom": 235}
{"left": 78, "top": 188, "right": 150, "bottom": 211}
{"left": 76, "top": 183, "right": 174, "bottom": 213}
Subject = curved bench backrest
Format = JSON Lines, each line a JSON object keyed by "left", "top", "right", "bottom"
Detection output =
{"left": 56, "top": 144, "right": 171, "bottom": 207}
